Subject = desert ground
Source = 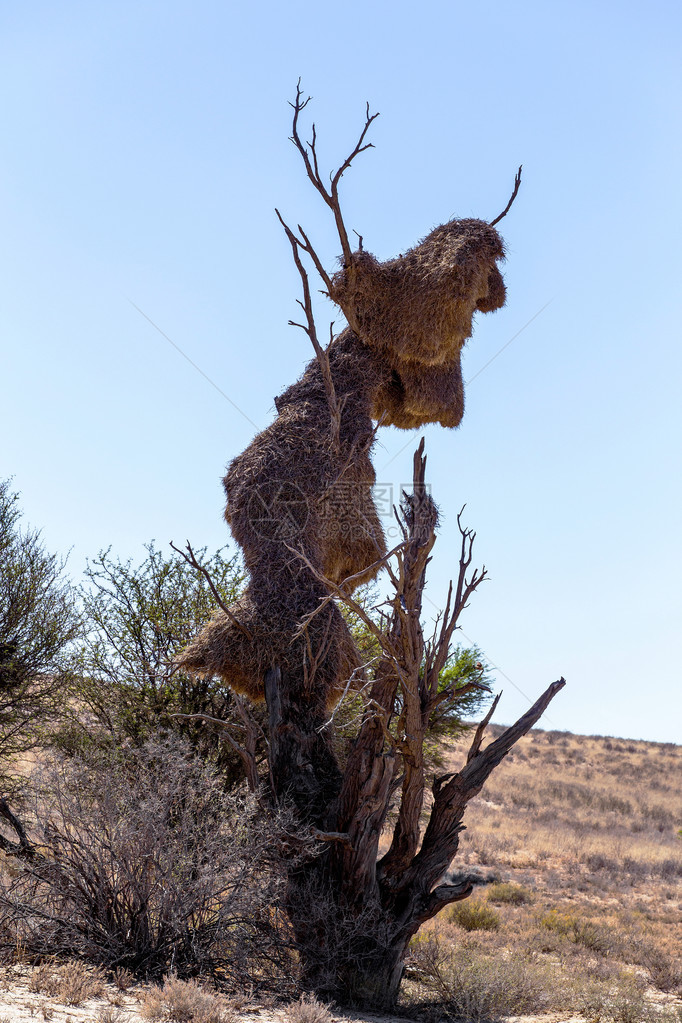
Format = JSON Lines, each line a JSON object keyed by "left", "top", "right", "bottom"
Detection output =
{"left": 0, "top": 725, "right": 680, "bottom": 1023}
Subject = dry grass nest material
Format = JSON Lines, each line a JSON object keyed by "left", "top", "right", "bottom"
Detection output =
{"left": 178, "top": 219, "right": 506, "bottom": 709}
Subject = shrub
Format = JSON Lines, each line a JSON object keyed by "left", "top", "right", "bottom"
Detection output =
{"left": 540, "top": 910, "right": 615, "bottom": 955}
{"left": 626, "top": 937, "right": 682, "bottom": 994}
{"left": 573, "top": 974, "right": 682, "bottom": 1023}
{"left": 659, "top": 858, "right": 682, "bottom": 879}
{"left": 65, "top": 542, "right": 262, "bottom": 790}
{"left": 0, "top": 479, "right": 81, "bottom": 789}
{"left": 140, "top": 976, "right": 233, "bottom": 1023}
{"left": 29, "top": 961, "right": 105, "bottom": 1005}
{"left": 0, "top": 737, "right": 294, "bottom": 986}
{"left": 407, "top": 937, "right": 556, "bottom": 1021}
{"left": 486, "top": 882, "right": 533, "bottom": 905}
{"left": 93, "top": 1009, "right": 129, "bottom": 1023}
{"left": 112, "top": 968, "right": 136, "bottom": 991}
{"left": 447, "top": 900, "right": 500, "bottom": 932}
{"left": 284, "top": 993, "right": 333, "bottom": 1023}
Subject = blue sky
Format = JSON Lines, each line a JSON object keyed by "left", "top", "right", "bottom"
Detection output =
{"left": 2, "top": 0, "right": 681, "bottom": 742}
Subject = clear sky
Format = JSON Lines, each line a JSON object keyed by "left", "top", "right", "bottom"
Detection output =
{"left": 2, "top": 0, "right": 681, "bottom": 743}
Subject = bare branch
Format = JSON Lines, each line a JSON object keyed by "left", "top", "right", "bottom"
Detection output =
{"left": 289, "top": 81, "right": 325, "bottom": 198}
{"left": 0, "top": 797, "right": 37, "bottom": 860}
{"left": 396, "top": 678, "right": 566, "bottom": 903}
{"left": 490, "top": 165, "right": 523, "bottom": 227}
{"left": 169, "top": 710, "right": 262, "bottom": 792}
{"left": 415, "top": 878, "right": 476, "bottom": 923}
{"left": 169, "top": 710, "right": 242, "bottom": 729}
{"left": 463, "top": 679, "right": 566, "bottom": 779}
{"left": 367, "top": 441, "right": 442, "bottom": 884}
{"left": 169, "top": 540, "right": 253, "bottom": 641}
{"left": 288, "top": 80, "right": 378, "bottom": 269}
{"left": 288, "top": 541, "right": 407, "bottom": 666}
{"left": 467, "top": 692, "right": 501, "bottom": 763}
{"left": 275, "top": 207, "right": 342, "bottom": 453}
{"left": 317, "top": 668, "right": 376, "bottom": 733}
{"left": 297, "top": 223, "right": 333, "bottom": 292}
{"left": 311, "top": 828, "right": 352, "bottom": 845}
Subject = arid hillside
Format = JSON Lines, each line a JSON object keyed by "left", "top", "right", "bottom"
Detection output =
{"left": 401, "top": 725, "right": 682, "bottom": 1019}
{"left": 456, "top": 725, "right": 681, "bottom": 897}
{"left": 0, "top": 725, "right": 680, "bottom": 1023}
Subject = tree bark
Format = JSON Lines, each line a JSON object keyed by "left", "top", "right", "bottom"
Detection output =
{"left": 261, "top": 445, "right": 565, "bottom": 1009}
{"left": 264, "top": 666, "right": 341, "bottom": 827}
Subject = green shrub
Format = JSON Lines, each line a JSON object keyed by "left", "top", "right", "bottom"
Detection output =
{"left": 540, "top": 909, "right": 615, "bottom": 955}
{"left": 447, "top": 900, "right": 500, "bottom": 932}
{"left": 486, "top": 882, "right": 534, "bottom": 905}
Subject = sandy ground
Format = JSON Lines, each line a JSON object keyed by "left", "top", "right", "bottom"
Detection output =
{"left": 0, "top": 966, "right": 595, "bottom": 1023}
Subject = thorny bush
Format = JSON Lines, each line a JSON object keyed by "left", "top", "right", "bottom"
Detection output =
{"left": 0, "top": 736, "right": 297, "bottom": 988}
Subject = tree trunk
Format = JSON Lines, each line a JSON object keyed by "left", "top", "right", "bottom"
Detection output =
{"left": 330, "top": 948, "right": 405, "bottom": 1012}
{"left": 284, "top": 863, "right": 406, "bottom": 1010}
{"left": 264, "top": 667, "right": 341, "bottom": 826}
{"left": 261, "top": 446, "right": 565, "bottom": 1011}
{"left": 272, "top": 673, "right": 565, "bottom": 1010}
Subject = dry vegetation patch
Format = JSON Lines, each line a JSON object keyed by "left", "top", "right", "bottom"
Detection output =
{"left": 140, "top": 976, "right": 235, "bottom": 1023}
{"left": 399, "top": 727, "right": 682, "bottom": 1019}
{"left": 283, "top": 993, "right": 334, "bottom": 1023}
{"left": 0, "top": 727, "right": 679, "bottom": 1023}
{"left": 28, "top": 961, "right": 106, "bottom": 1005}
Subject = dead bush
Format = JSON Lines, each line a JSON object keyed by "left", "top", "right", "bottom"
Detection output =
{"left": 0, "top": 737, "right": 295, "bottom": 987}
{"left": 94, "top": 1009, "right": 131, "bottom": 1023}
{"left": 284, "top": 992, "right": 333, "bottom": 1023}
{"left": 112, "top": 967, "right": 136, "bottom": 991}
{"left": 573, "top": 974, "right": 682, "bottom": 1023}
{"left": 406, "top": 936, "right": 557, "bottom": 1021}
{"left": 140, "top": 976, "right": 234, "bottom": 1023}
{"left": 626, "top": 937, "right": 682, "bottom": 994}
{"left": 29, "top": 960, "right": 105, "bottom": 1005}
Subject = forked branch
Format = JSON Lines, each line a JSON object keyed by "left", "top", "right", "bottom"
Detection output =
{"left": 275, "top": 208, "right": 342, "bottom": 453}
{"left": 289, "top": 79, "right": 379, "bottom": 268}
{"left": 169, "top": 541, "right": 253, "bottom": 641}
{"left": 0, "top": 797, "right": 37, "bottom": 860}
{"left": 394, "top": 677, "right": 566, "bottom": 907}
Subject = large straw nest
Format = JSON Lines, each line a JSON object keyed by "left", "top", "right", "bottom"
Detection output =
{"left": 177, "top": 218, "right": 507, "bottom": 707}
{"left": 330, "top": 218, "right": 505, "bottom": 364}
{"left": 177, "top": 330, "right": 389, "bottom": 709}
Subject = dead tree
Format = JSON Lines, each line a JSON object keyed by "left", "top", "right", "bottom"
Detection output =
{"left": 176, "top": 83, "right": 512, "bottom": 717}
{"left": 268, "top": 442, "right": 563, "bottom": 1007}
{"left": 178, "top": 86, "right": 561, "bottom": 1009}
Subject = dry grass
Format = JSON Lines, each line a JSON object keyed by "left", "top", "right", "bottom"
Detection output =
{"left": 283, "top": 992, "right": 333, "bottom": 1023}
{"left": 402, "top": 726, "right": 682, "bottom": 1019}
{"left": 93, "top": 1008, "right": 132, "bottom": 1023}
{"left": 139, "top": 976, "right": 234, "bottom": 1023}
{"left": 28, "top": 961, "right": 106, "bottom": 1005}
